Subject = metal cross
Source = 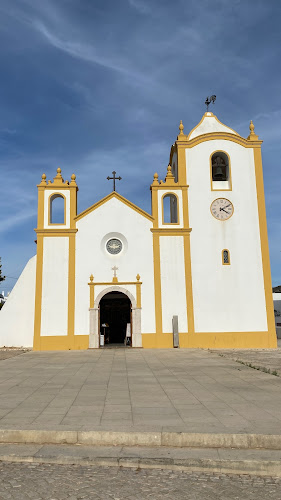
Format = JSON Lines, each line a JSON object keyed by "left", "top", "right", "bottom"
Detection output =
{"left": 107, "top": 171, "right": 122, "bottom": 191}
{"left": 112, "top": 266, "right": 118, "bottom": 278}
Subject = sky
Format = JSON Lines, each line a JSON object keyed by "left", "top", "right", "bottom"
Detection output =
{"left": 0, "top": 0, "right": 281, "bottom": 294}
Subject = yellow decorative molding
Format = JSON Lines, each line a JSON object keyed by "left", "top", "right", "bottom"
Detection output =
{"left": 247, "top": 120, "right": 259, "bottom": 141}
{"left": 67, "top": 234, "right": 76, "bottom": 348}
{"left": 33, "top": 235, "right": 44, "bottom": 350}
{"left": 75, "top": 191, "right": 153, "bottom": 222}
{"left": 176, "top": 132, "right": 263, "bottom": 149}
{"left": 177, "top": 120, "right": 188, "bottom": 141}
{"left": 151, "top": 173, "right": 159, "bottom": 186}
{"left": 151, "top": 228, "right": 191, "bottom": 235}
{"left": 253, "top": 147, "right": 277, "bottom": 346}
{"left": 222, "top": 249, "right": 231, "bottom": 265}
{"left": 88, "top": 276, "right": 142, "bottom": 309}
{"left": 35, "top": 229, "right": 78, "bottom": 235}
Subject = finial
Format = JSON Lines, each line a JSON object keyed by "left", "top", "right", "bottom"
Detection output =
{"left": 179, "top": 120, "right": 184, "bottom": 135}
{"left": 89, "top": 274, "right": 94, "bottom": 283}
{"left": 57, "top": 167, "right": 62, "bottom": 175}
{"left": 39, "top": 173, "right": 47, "bottom": 186}
{"left": 136, "top": 273, "right": 140, "bottom": 282}
{"left": 247, "top": 119, "right": 259, "bottom": 141}
{"left": 166, "top": 165, "right": 173, "bottom": 178}
{"left": 70, "top": 173, "right": 77, "bottom": 185}
{"left": 165, "top": 164, "right": 175, "bottom": 184}
{"left": 152, "top": 172, "right": 159, "bottom": 186}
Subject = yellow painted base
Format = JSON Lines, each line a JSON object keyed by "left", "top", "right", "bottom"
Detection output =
{"left": 142, "top": 330, "right": 277, "bottom": 349}
{"left": 33, "top": 335, "right": 89, "bottom": 351}
{"left": 33, "top": 330, "right": 277, "bottom": 351}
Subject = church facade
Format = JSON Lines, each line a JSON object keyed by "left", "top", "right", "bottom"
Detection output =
{"left": 0, "top": 112, "right": 277, "bottom": 350}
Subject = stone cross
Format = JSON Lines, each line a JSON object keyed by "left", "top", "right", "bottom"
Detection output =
{"left": 112, "top": 266, "right": 118, "bottom": 278}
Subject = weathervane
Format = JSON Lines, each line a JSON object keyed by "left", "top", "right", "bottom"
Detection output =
{"left": 205, "top": 95, "right": 216, "bottom": 111}
{"left": 107, "top": 171, "right": 122, "bottom": 191}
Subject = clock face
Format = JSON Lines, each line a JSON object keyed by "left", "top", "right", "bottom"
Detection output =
{"left": 210, "top": 198, "right": 234, "bottom": 220}
{"left": 106, "top": 238, "right": 122, "bottom": 255}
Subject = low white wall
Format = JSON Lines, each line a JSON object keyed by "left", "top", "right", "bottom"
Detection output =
{"left": 0, "top": 255, "right": 36, "bottom": 347}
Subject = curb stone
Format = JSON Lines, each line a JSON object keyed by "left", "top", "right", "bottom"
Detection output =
{"left": 1, "top": 429, "right": 281, "bottom": 450}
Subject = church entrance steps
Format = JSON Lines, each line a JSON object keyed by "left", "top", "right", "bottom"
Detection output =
{"left": 0, "top": 442, "right": 281, "bottom": 477}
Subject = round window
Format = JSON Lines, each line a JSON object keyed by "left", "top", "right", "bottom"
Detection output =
{"left": 106, "top": 238, "right": 123, "bottom": 255}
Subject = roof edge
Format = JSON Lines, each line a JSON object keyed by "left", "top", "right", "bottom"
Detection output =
{"left": 75, "top": 191, "right": 154, "bottom": 222}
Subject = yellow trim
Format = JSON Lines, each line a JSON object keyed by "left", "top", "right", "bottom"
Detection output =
{"left": 152, "top": 233, "right": 162, "bottom": 339}
{"left": 35, "top": 229, "right": 78, "bottom": 235}
{"left": 253, "top": 147, "right": 277, "bottom": 346}
{"left": 37, "top": 187, "right": 45, "bottom": 230}
{"left": 48, "top": 193, "right": 66, "bottom": 225}
{"left": 210, "top": 197, "right": 234, "bottom": 221}
{"left": 88, "top": 278, "right": 142, "bottom": 309}
{"left": 33, "top": 235, "right": 44, "bottom": 350}
{"left": 222, "top": 249, "right": 231, "bottom": 265}
{"left": 142, "top": 331, "right": 276, "bottom": 349}
{"left": 178, "top": 132, "right": 262, "bottom": 149}
{"left": 161, "top": 192, "right": 180, "bottom": 225}
{"left": 75, "top": 192, "right": 153, "bottom": 222}
{"left": 136, "top": 282, "right": 141, "bottom": 308}
{"left": 210, "top": 150, "right": 232, "bottom": 191}
{"left": 37, "top": 335, "right": 89, "bottom": 351}
{"left": 186, "top": 113, "right": 240, "bottom": 141}
{"left": 67, "top": 233, "right": 76, "bottom": 348}
{"left": 176, "top": 144, "right": 187, "bottom": 185}
{"left": 151, "top": 228, "right": 191, "bottom": 235}
{"left": 183, "top": 234, "right": 195, "bottom": 334}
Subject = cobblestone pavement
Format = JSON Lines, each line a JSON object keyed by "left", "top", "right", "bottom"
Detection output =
{"left": 0, "top": 462, "right": 281, "bottom": 500}
{"left": 208, "top": 342, "right": 281, "bottom": 376}
{"left": 0, "top": 349, "right": 28, "bottom": 361}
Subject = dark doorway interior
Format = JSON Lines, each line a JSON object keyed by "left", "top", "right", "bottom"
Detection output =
{"left": 99, "top": 292, "right": 131, "bottom": 345}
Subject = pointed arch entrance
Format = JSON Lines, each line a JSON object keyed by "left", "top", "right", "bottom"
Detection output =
{"left": 100, "top": 291, "right": 131, "bottom": 345}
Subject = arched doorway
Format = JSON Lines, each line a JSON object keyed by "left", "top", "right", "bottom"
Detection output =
{"left": 99, "top": 291, "right": 131, "bottom": 345}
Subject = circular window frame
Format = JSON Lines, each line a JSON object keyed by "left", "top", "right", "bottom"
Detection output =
{"left": 105, "top": 238, "right": 123, "bottom": 255}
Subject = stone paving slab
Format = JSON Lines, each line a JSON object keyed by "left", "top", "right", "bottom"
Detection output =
{"left": 208, "top": 341, "right": 281, "bottom": 375}
{"left": 0, "top": 348, "right": 281, "bottom": 436}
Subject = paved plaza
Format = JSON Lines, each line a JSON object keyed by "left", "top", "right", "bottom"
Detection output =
{"left": 0, "top": 462, "right": 281, "bottom": 500}
{"left": 0, "top": 348, "right": 281, "bottom": 435}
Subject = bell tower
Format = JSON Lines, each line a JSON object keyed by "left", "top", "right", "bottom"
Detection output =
{"left": 33, "top": 168, "right": 78, "bottom": 350}
{"left": 150, "top": 123, "right": 194, "bottom": 346}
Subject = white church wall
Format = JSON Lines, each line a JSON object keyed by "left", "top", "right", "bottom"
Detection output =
{"left": 41, "top": 237, "right": 69, "bottom": 336}
{"left": 75, "top": 197, "right": 155, "bottom": 336}
{"left": 0, "top": 255, "right": 36, "bottom": 347}
{"left": 188, "top": 113, "right": 238, "bottom": 140}
{"left": 186, "top": 140, "right": 267, "bottom": 332}
{"left": 160, "top": 236, "right": 188, "bottom": 333}
{"left": 44, "top": 189, "right": 70, "bottom": 229}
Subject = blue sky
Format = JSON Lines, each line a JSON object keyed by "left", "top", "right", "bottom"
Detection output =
{"left": 0, "top": 0, "right": 280, "bottom": 293}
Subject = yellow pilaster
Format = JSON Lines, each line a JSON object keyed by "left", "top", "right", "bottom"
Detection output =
{"left": 136, "top": 274, "right": 142, "bottom": 308}
{"left": 151, "top": 174, "right": 163, "bottom": 340}
{"left": 67, "top": 233, "right": 76, "bottom": 348}
{"left": 88, "top": 275, "right": 95, "bottom": 308}
{"left": 253, "top": 146, "right": 277, "bottom": 347}
{"left": 33, "top": 235, "right": 44, "bottom": 350}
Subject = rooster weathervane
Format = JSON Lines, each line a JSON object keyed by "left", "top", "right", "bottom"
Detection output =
{"left": 205, "top": 95, "right": 216, "bottom": 111}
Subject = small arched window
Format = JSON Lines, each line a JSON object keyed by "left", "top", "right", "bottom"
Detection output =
{"left": 222, "top": 249, "right": 230, "bottom": 265}
{"left": 211, "top": 152, "right": 231, "bottom": 190}
{"left": 49, "top": 194, "right": 65, "bottom": 224}
{"left": 163, "top": 194, "right": 178, "bottom": 224}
